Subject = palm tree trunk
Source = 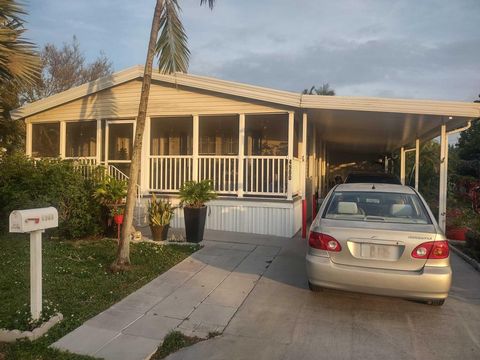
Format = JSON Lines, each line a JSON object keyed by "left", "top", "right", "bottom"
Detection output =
{"left": 111, "top": 0, "right": 164, "bottom": 271}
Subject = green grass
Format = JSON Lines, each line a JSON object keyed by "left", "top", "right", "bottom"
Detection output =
{"left": 150, "top": 331, "right": 203, "bottom": 360}
{"left": 0, "top": 234, "right": 199, "bottom": 360}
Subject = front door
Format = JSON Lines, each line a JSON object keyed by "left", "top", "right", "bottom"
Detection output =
{"left": 105, "top": 121, "right": 134, "bottom": 176}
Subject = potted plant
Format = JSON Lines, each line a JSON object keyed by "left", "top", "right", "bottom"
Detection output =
{"left": 446, "top": 208, "right": 469, "bottom": 241}
{"left": 111, "top": 206, "right": 125, "bottom": 225}
{"left": 148, "top": 194, "right": 175, "bottom": 241}
{"left": 93, "top": 175, "right": 127, "bottom": 235}
{"left": 179, "top": 180, "right": 217, "bottom": 243}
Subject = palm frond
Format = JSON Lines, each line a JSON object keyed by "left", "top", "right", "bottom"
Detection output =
{"left": 200, "top": 0, "right": 215, "bottom": 10}
{"left": 0, "top": 0, "right": 40, "bottom": 87}
{"left": 156, "top": 0, "right": 190, "bottom": 74}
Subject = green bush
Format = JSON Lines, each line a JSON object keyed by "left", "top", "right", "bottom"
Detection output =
{"left": 0, "top": 154, "right": 102, "bottom": 239}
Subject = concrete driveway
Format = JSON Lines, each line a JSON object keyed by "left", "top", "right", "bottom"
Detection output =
{"left": 167, "top": 233, "right": 480, "bottom": 360}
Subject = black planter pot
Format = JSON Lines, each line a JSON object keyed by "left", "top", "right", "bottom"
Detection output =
{"left": 184, "top": 206, "right": 207, "bottom": 243}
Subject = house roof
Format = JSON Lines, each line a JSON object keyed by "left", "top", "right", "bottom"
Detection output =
{"left": 11, "top": 65, "right": 480, "bottom": 121}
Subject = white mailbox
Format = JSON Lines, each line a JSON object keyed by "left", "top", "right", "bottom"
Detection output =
{"left": 9, "top": 206, "right": 58, "bottom": 321}
{"left": 9, "top": 207, "right": 58, "bottom": 233}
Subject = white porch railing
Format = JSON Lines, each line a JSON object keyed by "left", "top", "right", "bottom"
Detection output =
{"left": 244, "top": 156, "right": 288, "bottom": 196}
{"left": 198, "top": 156, "right": 238, "bottom": 194}
{"left": 149, "top": 156, "right": 194, "bottom": 192}
{"left": 66, "top": 157, "right": 98, "bottom": 179}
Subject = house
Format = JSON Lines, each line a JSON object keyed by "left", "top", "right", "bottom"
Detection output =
{"left": 11, "top": 66, "right": 480, "bottom": 237}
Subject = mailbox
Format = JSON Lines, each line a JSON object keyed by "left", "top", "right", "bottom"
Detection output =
{"left": 9, "top": 207, "right": 58, "bottom": 233}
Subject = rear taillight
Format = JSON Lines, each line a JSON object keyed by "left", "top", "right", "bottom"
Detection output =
{"left": 411, "top": 240, "right": 449, "bottom": 259}
{"left": 308, "top": 232, "right": 342, "bottom": 252}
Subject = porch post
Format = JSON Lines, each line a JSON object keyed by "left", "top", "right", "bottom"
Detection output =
{"left": 238, "top": 114, "right": 245, "bottom": 197}
{"left": 287, "top": 111, "right": 294, "bottom": 200}
{"left": 96, "top": 119, "right": 102, "bottom": 164}
{"left": 400, "top": 146, "right": 406, "bottom": 185}
{"left": 415, "top": 138, "right": 420, "bottom": 190}
{"left": 439, "top": 124, "right": 448, "bottom": 232}
{"left": 312, "top": 123, "right": 317, "bottom": 218}
{"left": 140, "top": 116, "right": 151, "bottom": 193}
{"left": 301, "top": 112, "right": 308, "bottom": 238}
{"left": 192, "top": 114, "right": 199, "bottom": 181}
{"left": 25, "top": 121, "right": 32, "bottom": 156}
{"left": 59, "top": 121, "right": 66, "bottom": 158}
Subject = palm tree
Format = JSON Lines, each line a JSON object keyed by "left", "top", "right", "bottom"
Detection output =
{"left": 113, "top": 0, "right": 215, "bottom": 271}
{"left": 0, "top": 0, "right": 39, "bottom": 87}
{"left": 302, "top": 83, "right": 335, "bottom": 96}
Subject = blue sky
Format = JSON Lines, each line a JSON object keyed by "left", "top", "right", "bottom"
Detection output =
{"left": 27, "top": 0, "right": 480, "bottom": 101}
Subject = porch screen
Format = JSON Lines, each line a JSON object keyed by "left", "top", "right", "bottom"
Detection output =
{"left": 199, "top": 115, "right": 239, "bottom": 155}
{"left": 150, "top": 116, "right": 193, "bottom": 155}
{"left": 32, "top": 122, "right": 60, "bottom": 157}
{"left": 245, "top": 114, "right": 288, "bottom": 156}
{"left": 66, "top": 121, "right": 96, "bottom": 157}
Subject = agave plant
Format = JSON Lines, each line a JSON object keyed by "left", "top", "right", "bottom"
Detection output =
{"left": 148, "top": 194, "right": 175, "bottom": 226}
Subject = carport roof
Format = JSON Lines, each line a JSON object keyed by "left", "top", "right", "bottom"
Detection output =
{"left": 11, "top": 65, "right": 480, "bottom": 155}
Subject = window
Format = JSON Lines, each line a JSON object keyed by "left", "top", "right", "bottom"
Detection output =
{"left": 245, "top": 114, "right": 288, "bottom": 156}
{"left": 66, "top": 121, "right": 96, "bottom": 157}
{"left": 32, "top": 123, "right": 60, "bottom": 157}
{"left": 199, "top": 115, "right": 239, "bottom": 155}
{"left": 108, "top": 123, "right": 133, "bottom": 160}
{"left": 324, "top": 191, "right": 431, "bottom": 224}
{"left": 151, "top": 116, "right": 193, "bottom": 155}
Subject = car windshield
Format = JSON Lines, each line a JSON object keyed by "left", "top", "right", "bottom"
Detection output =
{"left": 324, "top": 191, "right": 431, "bottom": 224}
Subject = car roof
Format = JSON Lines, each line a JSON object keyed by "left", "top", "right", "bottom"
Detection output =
{"left": 335, "top": 183, "right": 416, "bottom": 194}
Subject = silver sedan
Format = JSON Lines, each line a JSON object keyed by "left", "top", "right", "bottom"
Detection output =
{"left": 306, "top": 183, "right": 451, "bottom": 305}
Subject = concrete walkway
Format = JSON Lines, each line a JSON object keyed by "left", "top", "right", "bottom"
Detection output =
{"left": 166, "top": 236, "right": 480, "bottom": 360}
{"left": 52, "top": 231, "right": 287, "bottom": 360}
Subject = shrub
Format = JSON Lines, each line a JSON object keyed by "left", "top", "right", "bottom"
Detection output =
{"left": 0, "top": 154, "right": 102, "bottom": 239}
{"left": 179, "top": 180, "right": 217, "bottom": 208}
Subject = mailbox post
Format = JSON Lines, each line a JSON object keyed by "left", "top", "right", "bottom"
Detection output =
{"left": 9, "top": 207, "right": 58, "bottom": 320}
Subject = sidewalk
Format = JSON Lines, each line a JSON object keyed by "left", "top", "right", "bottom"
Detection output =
{"left": 52, "top": 231, "right": 288, "bottom": 360}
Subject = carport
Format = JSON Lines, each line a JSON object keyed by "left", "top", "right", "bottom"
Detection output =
{"left": 297, "top": 96, "right": 480, "bottom": 237}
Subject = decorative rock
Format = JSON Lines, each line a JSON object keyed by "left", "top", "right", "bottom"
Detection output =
{"left": 0, "top": 313, "right": 63, "bottom": 342}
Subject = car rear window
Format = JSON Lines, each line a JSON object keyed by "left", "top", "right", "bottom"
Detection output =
{"left": 324, "top": 191, "right": 431, "bottom": 224}
{"left": 344, "top": 174, "right": 401, "bottom": 184}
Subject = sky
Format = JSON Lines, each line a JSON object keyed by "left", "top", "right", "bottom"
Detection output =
{"left": 27, "top": 0, "right": 480, "bottom": 102}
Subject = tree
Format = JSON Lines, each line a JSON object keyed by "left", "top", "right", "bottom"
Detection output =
{"left": 113, "top": 0, "right": 215, "bottom": 271}
{"left": 0, "top": 0, "right": 39, "bottom": 155}
{"left": 302, "top": 83, "right": 335, "bottom": 96}
{"left": 0, "top": 0, "right": 39, "bottom": 87}
{"left": 22, "top": 36, "right": 113, "bottom": 103}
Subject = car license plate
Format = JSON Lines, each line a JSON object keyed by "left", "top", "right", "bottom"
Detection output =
{"left": 360, "top": 243, "right": 398, "bottom": 260}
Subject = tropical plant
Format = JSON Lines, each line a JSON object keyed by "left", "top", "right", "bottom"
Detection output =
{"left": 179, "top": 180, "right": 217, "bottom": 208}
{"left": 302, "top": 83, "right": 335, "bottom": 96}
{"left": 93, "top": 176, "right": 127, "bottom": 206}
{"left": 110, "top": 206, "right": 125, "bottom": 217}
{"left": 148, "top": 194, "right": 175, "bottom": 226}
{"left": 0, "top": 0, "right": 40, "bottom": 87}
{"left": 115, "top": 0, "right": 216, "bottom": 271}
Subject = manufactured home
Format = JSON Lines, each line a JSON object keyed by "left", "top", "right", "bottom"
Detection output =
{"left": 11, "top": 66, "right": 480, "bottom": 237}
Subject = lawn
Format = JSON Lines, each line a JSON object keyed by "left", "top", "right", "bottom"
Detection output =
{"left": 0, "top": 234, "right": 199, "bottom": 360}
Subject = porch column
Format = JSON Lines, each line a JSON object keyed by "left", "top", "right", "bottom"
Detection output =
{"left": 287, "top": 111, "right": 294, "bottom": 200}
{"left": 96, "top": 119, "right": 102, "bottom": 164}
{"left": 400, "top": 146, "right": 406, "bottom": 185}
{"left": 25, "top": 121, "right": 32, "bottom": 156}
{"left": 237, "top": 114, "right": 245, "bottom": 197}
{"left": 140, "top": 116, "right": 151, "bottom": 193}
{"left": 415, "top": 138, "right": 420, "bottom": 190}
{"left": 312, "top": 124, "right": 318, "bottom": 218}
{"left": 192, "top": 114, "right": 199, "bottom": 181}
{"left": 301, "top": 112, "right": 308, "bottom": 238}
{"left": 59, "top": 121, "right": 66, "bottom": 158}
{"left": 439, "top": 124, "right": 448, "bottom": 232}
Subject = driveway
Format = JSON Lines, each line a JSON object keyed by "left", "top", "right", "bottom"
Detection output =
{"left": 167, "top": 233, "right": 480, "bottom": 360}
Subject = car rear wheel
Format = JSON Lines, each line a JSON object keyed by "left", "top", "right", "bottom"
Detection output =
{"left": 426, "top": 299, "right": 445, "bottom": 306}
